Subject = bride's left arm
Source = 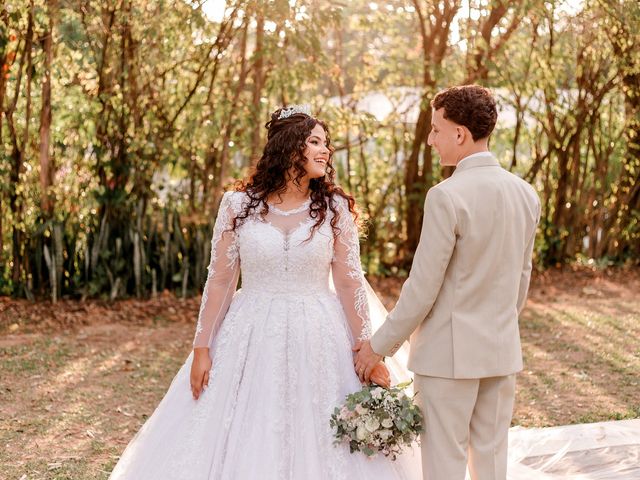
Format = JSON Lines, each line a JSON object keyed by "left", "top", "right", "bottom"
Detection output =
{"left": 331, "top": 198, "right": 389, "bottom": 387}
{"left": 330, "top": 197, "right": 372, "bottom": 345}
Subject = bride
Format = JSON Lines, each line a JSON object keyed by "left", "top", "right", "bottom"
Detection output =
{"left": 108, "top": 105, "right": 421, "bottom": 479}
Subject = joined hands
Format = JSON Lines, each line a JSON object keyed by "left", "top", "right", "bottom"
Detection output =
{"left": 352, "top": 340, "right": 387, "bottom": 387}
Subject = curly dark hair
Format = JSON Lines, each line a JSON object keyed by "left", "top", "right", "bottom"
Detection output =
{"left": 230, "top": 107, "right": 358, "bottom": 238}
{"left": 431, "top": 85, "right": 497, "bottom": 141}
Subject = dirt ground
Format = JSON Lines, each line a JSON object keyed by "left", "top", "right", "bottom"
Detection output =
{"left": 1, "top": 267, "right": 639, "bottom": 479}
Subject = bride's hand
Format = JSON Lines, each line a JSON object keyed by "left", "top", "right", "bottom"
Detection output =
{"left": 190, "top": 347, "right": 212, "bottom": 400}
{"left": 368, "top": 362, "right": 391, "bottom": 389}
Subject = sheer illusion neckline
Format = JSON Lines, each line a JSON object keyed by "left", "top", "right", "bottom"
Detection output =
{"left": 266, "top": 198, "right": 311, "bottom": 216}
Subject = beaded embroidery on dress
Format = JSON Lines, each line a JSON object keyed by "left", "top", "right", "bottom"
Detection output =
{"left": 108, "top": 190, "right": 421, "bottom": 480}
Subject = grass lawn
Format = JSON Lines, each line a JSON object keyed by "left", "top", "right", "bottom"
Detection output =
{"left": 1, "top": 267, "right": 638, "bottom": 479}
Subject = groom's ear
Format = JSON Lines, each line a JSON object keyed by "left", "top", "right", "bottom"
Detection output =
{"left": 455, "top": 126, "right": 466, "bottom": 145}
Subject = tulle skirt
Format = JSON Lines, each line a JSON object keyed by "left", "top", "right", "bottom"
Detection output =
{"left": 109, "top": 284, "right": 640, "bottom": 479}
{"left": 108, "top": 289, "right": 422, "bottom": 480}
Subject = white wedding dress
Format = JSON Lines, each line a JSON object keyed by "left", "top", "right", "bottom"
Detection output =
{"left": 108, "top": 190, "right": 640, "bottom": 480}
{"left": 108, "top": 190, "right": 422, "bottom": 480}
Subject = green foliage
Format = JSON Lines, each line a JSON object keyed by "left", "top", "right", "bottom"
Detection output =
{"left": 0, "top": 0, "right": 639, "bottom": 300}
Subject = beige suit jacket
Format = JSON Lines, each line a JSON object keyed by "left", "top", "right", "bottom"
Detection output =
{"left": 371, "top": 153, "right": 540, "bottom": 379}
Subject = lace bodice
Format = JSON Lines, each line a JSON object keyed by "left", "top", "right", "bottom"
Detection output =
{"left": 192, "top": 190, "right": 372, "bottom": 348}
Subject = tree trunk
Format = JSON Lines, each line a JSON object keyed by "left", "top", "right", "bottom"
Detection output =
{"left": 402, "top": 0, "right": 460, "bottom": 265}
{"left": 249, "top": 9, "right": 265, "bottom": 166}
{"left": 510, "top": 97, "right": 523, "bottom": 171}
{"left": 39, "top": 0, "right": 56, "bottom": 217}
{"left": 0, "top": 8, "right": 7, "bottom": 258}
{"left": 7, "top": 7, "right": 34, "bottom": 290}
{"left": 404, "top": 105, "right": 431, "bottom": 259}
{"left": 595, "top": 0, "right": 639, "bottom": 258}
{"left": 464, "top": 1, "right": 524, "bottom": 84}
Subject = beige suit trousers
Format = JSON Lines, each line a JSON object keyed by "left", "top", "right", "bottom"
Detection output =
{"left": 414, "top": 374, "right": 516, "bottom": 480}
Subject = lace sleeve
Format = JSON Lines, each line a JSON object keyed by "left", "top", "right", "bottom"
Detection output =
{"left": 192, "top": 191, "right": 240, "bottom": 348}
{"left": 331, "top": 197, "right": 372, "bottom": 344}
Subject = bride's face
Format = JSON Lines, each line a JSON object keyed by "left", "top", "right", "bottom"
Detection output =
{"left": 301, "top": 123, "right": 330, "bottom": 179}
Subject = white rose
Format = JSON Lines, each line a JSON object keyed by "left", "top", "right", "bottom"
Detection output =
{"left": 378, "top": 429, "right": 393, "bottom": 441}
{"left": 381, "top": 418, "right": 393, "bottom": 428}
{"left": 365, "top": 417, "right": 380, "bottom": 432}
{"left": 372, "top": 387, "right": 384, "bottom": 399}
{"left": 356, "top": 425, "right": 368, "bottom": 441}
{"left": 355, "top": 404, "right": 369, "bottom": 415}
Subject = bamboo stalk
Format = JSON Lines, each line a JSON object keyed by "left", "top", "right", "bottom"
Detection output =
{"left": 133, "top": 229, "right": 141, "bottom": 298}
{"left": 151, "top": 268, "right": 157, "bottom": 298}
{"left": 43, "top": 243, "right": 57, "bottom": 303}
{"left": 53, "top": 222, "right": 63, "bottom": 300}
{"left": 181, "top": 263, "right": 189, "bottom": 299}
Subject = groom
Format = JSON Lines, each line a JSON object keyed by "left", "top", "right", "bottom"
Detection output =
{"left": 354, "top": 85, "right": 540, "bottom": 480}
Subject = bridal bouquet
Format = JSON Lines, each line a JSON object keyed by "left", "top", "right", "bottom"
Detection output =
{"left": 330, "top": 381, "right": 423, "bottom": 460}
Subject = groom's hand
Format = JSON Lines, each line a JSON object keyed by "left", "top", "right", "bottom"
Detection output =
{"left": 352, "top": 340, "right": 383, "bottom": 383}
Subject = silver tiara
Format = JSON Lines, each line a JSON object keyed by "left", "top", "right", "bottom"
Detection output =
{"left": 278, "top": 104, "right": 312, "bottom": 119}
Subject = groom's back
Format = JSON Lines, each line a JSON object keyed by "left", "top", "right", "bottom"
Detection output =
{"left": 411, "top": 155, "right": 540, "bottom": 379}
{"left": 442, "top": 160, "right": 539, "bottom": 298}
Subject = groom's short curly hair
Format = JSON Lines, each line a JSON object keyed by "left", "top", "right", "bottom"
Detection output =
{"left": 431, "top": 85, "right": 497, "bottom": 141}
